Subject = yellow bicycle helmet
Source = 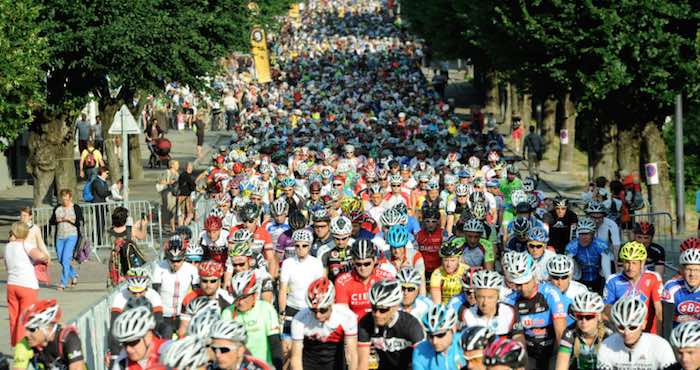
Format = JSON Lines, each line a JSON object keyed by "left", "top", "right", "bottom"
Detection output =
{"left": 340, "top": 196, "right": 363, "bottom": 214}
{"left": 619, "top": 241, "right": 647, "bottom": 261}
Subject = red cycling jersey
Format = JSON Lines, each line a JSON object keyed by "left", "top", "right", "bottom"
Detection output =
{"left": 415, "top": 228, "right": 443, "bottom": 273}
{"left": 335, "top": 268, "right": 395, "bottom": 320}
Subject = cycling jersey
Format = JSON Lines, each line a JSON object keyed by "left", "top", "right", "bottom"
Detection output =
{"left": 358, "top": 311, "right": 425, "bottom": 370}
{"left": 459, "top": 302, "right": 523, "bottom": 337}
{"left": 13, "top": 326, "right": 83, "bottom": 370}
{"left": 401, "top": 295, "right": 433, "bottom": 321}
{"left": 544, "top": 210, "right": 577, "bottom": 254}
{"left": 461, "top": 239, "right": 495, "bottom": 267}
{"left": 151, "top": 260, "right": 199, "bottom": 317}
{"left": 566, "top": 238, "right": 609, "bottom": 283}
{"left": 110, "top": 287, "right": 164, "bottom": 315}
{"left": 662, "top": 277, "right": 700, "bottom": 327}
{"left": 505, "top": 236, "right": 528, "bottom": 253}
{"left": 181, "top": 288, "right": 233, "bottom": 320}
{"left": 275, "top": 228, "right": 296, "bottom": 261}
{"left": 415, "top": 228, "right": 443, "bottom": 273}
{"left": 222, "top": 300, "right": 281, "bottom": 364}
{"left": 644, "top": 242, "right": 665, "bottom": 271}
{"left": 499, "top": 178, "right": 523, "bottom": 207}
{"left": 117, "top": 337, "right": 167, "bottom": 370}
{"left": 318, "top": 244, "right": 354, "bottom": 282}
{"left": 198, "top": 230, "right": 228, "bottom": 265}
{"left": 290, "top": 304, "right": 358, "bottom": 370}
{"left": 595, "top": 218, "right": 621, "bottom": 250}
{"left": 264, "top": 220, "right": 289, "bottom": 246}
{"left": 532, "top": 249, "right": 556, "bottom": 282}
{"left": 558, "top": 325, "right": 611, "bottom": 370}
{"left": 560, "top": 280, "right": 590, "bottom": 326}
{"left": 603, "top": 271, "right": 662, "bottom": 334}
{"left": 430, "top": 263, "right": 468, "bottom": 304}
{"left": 335, "top": 268, "right": 396, "bottom": 320}
{"left": 310, "top": 236, "right": 334, "bottom": 257}
{"left": 412, "top": 330, "right": 466, "bottom": 370}
{"left": 597, "top": 332, "right": 676, "bottom": 370}
{"left": 504, "top": 281, "right": 567, "bottom": 355}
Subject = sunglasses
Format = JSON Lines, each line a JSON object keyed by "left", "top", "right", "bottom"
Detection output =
{"left": 401, "top": 286, "right": 417, "bottom": 292}
{"left": 334, "top": 183, "right": 343, "bottom": 187}
{"left": 314, "top": 224, "right": 328, "bottom": 229}
{"left": 232, "top": 262, "right": 246, "bottom": 268}
{"left": 550, "top": 275, "right": 570, "bottom": 280}
{"left": 617, "top": 325, "right": 639, "bottom": 332}
{"left": 311, "top": 191, "right": 320, "bottom": 195}
{"left": 122, "top": 338, "right": 143, "bottom": 348}
{"left": 354, "top": 261, "right": 373, "bottom": 268}
{"left": 26, "top": 327, "right": 39, "bottom": 333}
{"left": 372, "top": 306, "right": 391, "bottom": 313}
{"left": 310, "top": 307, "right": 330, "bottom": 314}
{"left": 211, "top": 345, "right": 234, "bottom": 354}
{"left": 527, "top": 243, "right": 545, "bottom": 249}
{"left": 294, "top": 243, "right": 310, "bottom": 248}
{"left": 201, "top": 278, "right": 219, "bottom": 284}
{"left": 424, "top": 219, "right": 438, "bottom": 223}
{"left": 428, "top": 331, "right": 448, "bottom": 339}
{"left": 235, "top": 293, "right": 255, "bottom": 301}
{"left": 334, "top": 236, "right": 349, "bottom": 241}
{"left": 575, "top": 313, "right": 597, "bottom": 321}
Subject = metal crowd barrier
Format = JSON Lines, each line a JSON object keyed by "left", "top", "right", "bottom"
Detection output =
{"left": 32, "top": 200, "right": 162, "bottom": 262}
{"left": 190, "top": 193, "right": 216, "bottom": 239}
{"left": 626, "top": 212, "right": 676, "bottom": 269}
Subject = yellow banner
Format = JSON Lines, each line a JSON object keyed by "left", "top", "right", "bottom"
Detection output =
{"left": 288, "top": 4, "right": 300, "bottom": 20}
{"left": 250, "top": 27, "right": 271, "bottom": 83}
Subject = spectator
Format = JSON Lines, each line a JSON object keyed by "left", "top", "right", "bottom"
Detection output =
{"left": 110, "top": 177, "right": 124, "bottom": 202}
{"left": 194, "top": 112, "right": 206, "bottom": 158}
{"left": 93, "top": 115, "right": 104, "bottom": 152}
{"left": 523, "top": 125, "right": 544, "bottom": 180}
{"left": 4, "top": 221, "right": 49, "bottom": 346}
{"left": 223, "top": 90, "right": 238, "bottom": 131}
{"left": 79, "top": 140, "right": 105, "bottom": 180}
{"left": 75, "top": 113, "right": 91, "bottom": 154}
{"left": 145, "top": 117, "right": 165, "bottom": 153}
{"left": 159, "top": 160, "right": 180, "bottom": 231}
{"left": 20, "top": 207, "right": 51, "bottom": 285}
{"left": 177, "top": 162, "right": 196, "bottom": 226}
{"left": 49, "top": 189, "right": 83, "bottom": 291}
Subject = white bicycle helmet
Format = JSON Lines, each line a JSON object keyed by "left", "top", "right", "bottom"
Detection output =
{"left": 585, "top": 201, "right": 608, "bottom": 215}
{"left": 161, "top": 335, "right": 210, "bottom": 370}
{"left": 503, "top": 252, "right": 534, "bottom": 285}
{"left": 422, "top": 304, "right": 458, "bottom": 334}
{"left": 510, "top": 189, "right": 528, "bottom": 207}
{"left": 187, "top": 308, "right": 221, "bottom": 338}
{"left": 230, "top": 229, "right": 254, "bottom": 243}
{"left": 576, "top": 217, "right": 597, "bottom": 235}
{"left": 368, "top": 280, "right": 403, "bottom": 308}
{"left": 306, "top": 277, "right": 335, "bottom": 309}
{"left": 210, "top": 319, "right": 247, "bottom": 343}
{"left": 231, "top": 270, "right": 259, "bottom": 298}
{"left": 330, "top": 216, "right": 352, "bottom": 236}
{"left": 547, "top": 255, "right": 574, "bottom": 277}
{"left": 112, "top": 306, "right": 155, "bottom": 343}
{"left": 472, "top": 270, "right": 504, "bottom": 290}
{"left": 185, "top": 244, "right": 205, "bottom": 262}
{"left": 470, "top": 202, "right": 487, "bottom": 220}
{"left": 22, "top": 299, "right": 62, "bottom": 330}
{"left": 380, "top": 208, "right": 403, "bottom": 228}
{"left": 570, "top": 291, "right": 604, "bottom": 314}
{"left": 184, "top": 297, "right": 220, "bottom": 318}
{"left": 455, "top": 183, "right": 469, "bottom": 197}
{"left": 671, "top": 321, "right": 700, "bottom": 348}
{"left": 680, "top": 248, "right": 700, "bottom": 265}
{"left": 611, "top": 296, "right": 647, "bottom": 328}
{"left": 369, "top": 183, "right": 384, "bottom": 194}
{"left": 522, "top": 177, "right": 536, "bottom": 192}
{"left": 444, "top": 174, "right": 457, "bottom": 185}
{"left": 292, "top": 229, "right": 314, "bottom": 244}
{"left": 468, "top": 156, "right": 480, "bottom": 169}
{"left": 271, "top": 198, "right": 289, "bottom": 216}
{"left": 396, "top": 267, "right": 422, "bottom": 287}
{"left": 463, "top": 218, "right": 485, "bottom": 234}
{"left": 426, "top": 180, "right": 440, "bottom": 191}
{"left": 126, "top": 267, "right": 151, "bottom": 293}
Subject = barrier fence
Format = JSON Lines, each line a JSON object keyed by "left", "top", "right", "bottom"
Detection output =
{"left": 32, "top": 200, "right": 162, "bottom": 262}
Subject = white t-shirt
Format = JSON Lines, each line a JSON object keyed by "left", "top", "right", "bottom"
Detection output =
{"left": 597, "top": 332, "right": 676, "bottom": 370}
{"left": 5, "top": 240, "right": 39, "bottom": 289}
{"left": 151, "top": 260, "right": 200, "bottom": 317}
{"left": 596, "top": 218, "right": 621, "bottom": 248}
{"left": 280, "top": 256, "right": 325, "bottom": 310}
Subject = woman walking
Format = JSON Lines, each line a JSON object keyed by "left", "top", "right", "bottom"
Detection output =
{"left": 49, "top": 189, "right": 84, "bottom": 291}
{"left": 4, "top": 221, "right": 49, "bottom": 347}
{"left": 20, "top": 207, "right": 51, "bottom": 286}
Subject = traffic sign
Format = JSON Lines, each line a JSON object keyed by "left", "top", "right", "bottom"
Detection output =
{"left": 108, "top": 105, "right": 141, "bottom": 135}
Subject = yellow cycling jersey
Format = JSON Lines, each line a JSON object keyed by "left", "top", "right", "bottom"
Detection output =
{"left": 430, "top": 263, "right": 468, "bottom": 304}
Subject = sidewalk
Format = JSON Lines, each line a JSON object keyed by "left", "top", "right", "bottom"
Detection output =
{"left": 0, "top": 129, "right": 228, "bottom": 353}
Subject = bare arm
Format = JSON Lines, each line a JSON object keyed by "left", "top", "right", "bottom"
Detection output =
{"left": 430, "top": 286, "right": 442, "bottom": 305}
{"left": 345, "top": 336, "right": 358, "bottom": 370}
{"left": 264, "top": 246, "right": 279, "bottom": 278}
{"left": 654, "top": 299, "right": 663, "bottom": 329}
{"left": 356, "top": 343, "right": 369, "bottom": 370}
{"left": 28, "top": 247, "right": 49, "bottom": 263}
{"left": 69, "top": 361, "right": 86, "bottom": 370}
{"left": 290, "top": 341, "right": 304, "bottom": 370}
{"left": 553, "top": 317, "right": 566, "bottom": 348}
{"left": 555, "top": 347, "right": 570, "bottom": 370}
{"left": 278, "top": 282, "right": 288, "bottom": 315}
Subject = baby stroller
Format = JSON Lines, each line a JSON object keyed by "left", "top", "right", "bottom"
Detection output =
{"left": 149, "top": 137, "right": 172, "bottom": 168}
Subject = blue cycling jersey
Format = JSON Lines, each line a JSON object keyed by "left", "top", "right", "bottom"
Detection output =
{"left": 565, "top": 238, "right": 608, "bottom": 282}
{"left": 504, "top": 281, "right": 567, "bottom": 354}
{"left": 447, "top": 293, "right": 467, "bottom": 316}
{"left": 406, "top": 216, "right": 420, "bottom": 241}
{"left": 662, "top": 278, "right": 700, "bottom": 327}
{"left": 412, "top": 330, "right": 465, "bottom": 370}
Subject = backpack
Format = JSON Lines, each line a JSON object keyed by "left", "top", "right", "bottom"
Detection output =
{"left": 82, "top": 177, "right": 95, "bottom": 202}
{"left": 84, "top": 149, "right": 97, "bottom": 168}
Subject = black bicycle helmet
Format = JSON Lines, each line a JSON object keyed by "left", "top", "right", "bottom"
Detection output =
{"left": 238, "top": 202, "right": 260, "bottom": 223}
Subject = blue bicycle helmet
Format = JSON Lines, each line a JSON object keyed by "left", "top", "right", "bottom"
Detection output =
{"left": 386, "top": 225, "right": 410, "bottom": 249}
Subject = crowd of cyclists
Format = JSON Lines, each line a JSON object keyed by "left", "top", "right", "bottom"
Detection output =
{"left": 11, "top": 0, "right": 700, "bottom": 369}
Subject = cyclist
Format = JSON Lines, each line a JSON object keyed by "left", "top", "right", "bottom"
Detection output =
{"left": 222, "top": 271, "right": 283, "bottom": 369}
{"left": 430, "top": 237, "right": 469, "bottom": 304}
{"left": 210, "top": 320, "right": 271, "bottom": 370}
{"left": 459, "top": 326, "right": 490, "bottom": 370}
{"left": 179, "top": 261, "right": 233, "bottom": 337}
{"left": 597, "top": 296, "right": 676, "bottom": 369}
{"left": 310, "top": 209, "right": 334, "bottom": 257}
{"left": 12, "top": 299, "right": 85, "bottom": 370}
{"left": 503, "top": 252, "right": 567, "bottom": 370}
{"left": 566, "top": 217, "right": 610, "bottom": 293}
{"left": 526, "top": 226, "right": 555, "bottom": 282}
{"left": 276, "top": 210, "right": 307, "bottom": 262}
{"left": 544, "top": 198, "right": 578, "bottom": 254}
{"left": 412, "top": 304, "right": 466, "bottom": 370}
{"left": 318, "top": 216, "right": 356, "bottom": 282}
{"left": 387, "top": 225, "right": 426, "bottom": 293}
{"left": 335, "top": 239, "right": 395, "bottom": 320}
{"left": 290, "top": 277, "right": 358, "bottom": 370}
{"left": 199, "top": 214, "right": 228, "bottom": 265}
{"left": 662, "top": 248, "right": 700, "bottom": 327}
{"left": 279, "top": 229, "right": 325, "bottom": 356}
{"left": 585, "top": 200, "right": 621, "bottom": 261}
{"left": 460, "top": 269, "right": 524, "bottom": 341}
{"left": 669, "top": 321, "right": 700, "bottom": 370}
{"left": 555, "top": 292, "right": 610, "bottom": 370}
{"left": 365, "top": 184, "right": 387, "bottom": 226}
{"left": 503, "top": 216, "right": 530, "bottom": 253}
{"left": 223, "top": 235, "right": 274, "bottom": 302}
{"left": 482, "top": 337, "right": 527, "bottom": 370}
{"left": 160, "top": 335, "right": 209, "bottom": 370}
{"left": 396, "top": 266, "right": 433, "bottom": 321}
{"left": 603, "top": 241, "right": 663, "bottom": 334}
{"left": 185, "top": 243, "right": 204, "bottom": 265}
{"left": 415, "top": 207, "right": 444, "bottom": 278}
{"left": 112, "top": 306, "right": 166, "bottom": 370}
{"left": 445, "top": 183, "right": 471, "bottom": 235}
{"left": 499, "top": 165, "right": 523, "bottom": 211}
{"left": 231, "top": 202, "right": 277, "bottom": 278}
{"left": 358, "top": 280, "right": 425, "bottom": 370}
{"left": 462, "top": 219, "right": 495, "bottom": 270}
{"left": 546, "top": 254, "right": 588, "bottom": 326}
{"left": 266, "top": 198, "right": 290, "bottom": 247}
{"left": 151, "top": 236, "right": 199, "bottom": 331}
{"left": 634, "top": 221, "right": 665, "bottom": 275}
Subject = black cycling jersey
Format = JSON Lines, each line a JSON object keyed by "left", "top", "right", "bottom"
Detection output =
{"left": 319, "top": 246, "right": 353, "bottom": 282}
{"left": 33, "top": 325, "right": 83, "bottom": 370}
{"left": 358, "top": 311, "right": 425, "bottom": 370}
{"left": 545, "top": 210, "right": 578, "bottom": 254}
{"left": 310, "top": 237, "right": 334, "bottom": 257}
{"left": 645, "top": 242, "right": 665, "bottom": 271}
{"left": 505, "top": 237, "right": 528, "bottom": 253}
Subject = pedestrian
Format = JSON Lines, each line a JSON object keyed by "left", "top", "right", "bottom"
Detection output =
{"left": 4, "top": 221, "right": 49, "bottom": 347}
{"left": 511, "top": 116, "right": 524, "bottom": 154}
{"left": 110, "top": 177, "right": 124, "bottom": 202}
{"left": 522, "top": 125, "right": 544, "bottom": 180}
{"left": 49, "top": 189, "right": 83, "bottom": 291}
{"left": 158, "top": 159, "right": 180, "bottom": 231}
{"left": 223, "top": 90, "right": 238, "bottom": 131}
{"left": 75, "top": 113, "right": 91, "bottom": 154}
{"left": 20, "top": 207, "right": 51, "bottom": 285}
{"left": 79, "top": 140, "right": 105, "bottom": 180}
{"left": 194, "top": 111, "right": 205, "bottom": 158}
{"left": 178, "top": 162, "right": 196, "bottom": 226}
{"left": 93, "top": 115, "right": 104, "bottom": 152}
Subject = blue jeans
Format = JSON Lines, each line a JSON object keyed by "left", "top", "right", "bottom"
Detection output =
{"left": 56, "top": 235, "right": 78, "bottom": 287}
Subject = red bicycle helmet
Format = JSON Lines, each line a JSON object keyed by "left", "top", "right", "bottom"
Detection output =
{"left": 483, "top": 337, "right": 526, "bottom": 368}
{"left": 22, "top": 299, "right": 62, "bottom": 329}
{"left": 681, "top": 237, "right": 700, "bottom": 253}
{"left": 306, "top": 277, "right": 335, "bottom": 309}
{"left": 198, "top": 261, "right": 224, "bottom": 278}
{"left": 634, "top": 221, "right": 655, "bottom": 236}
{"left": 204, "top": 215, "right": 222, "bottom": 231}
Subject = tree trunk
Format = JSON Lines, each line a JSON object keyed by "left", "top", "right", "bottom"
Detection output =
{"left": 521, "top": 94, "right": 532, "bottom": 128}
{"left": 616, "top": 124, "right": 642, "bottom": 176}
{"left": 484, "top": 69, "right": 499, "bottom": 117}
{"left": 591, "top": 123, "right": 617, "bottom": 181}
{"left": 510, "top": 84, "right": 520, "bottom": 117}
{"left": 641, "top": 122, "right": 672, "bottom": 214}
{"left": 557, "top": 93, "right": 576, "bottom": 171}
{"left": 503, "top": 82, "right": 512, "bottom": 128}
{"left": 101, "top": 104, "right": 122, "bottom": 181}
{"left": 542, "top": 97, "right": 557, "bottom": 157}
{"left": 101, "top": 100, "right": 143, "bottom": 181}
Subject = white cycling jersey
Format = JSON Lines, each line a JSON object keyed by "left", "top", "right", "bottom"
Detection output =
{"left": 401, "top": 295, "right": 433, "bottom": 322}
{"left": 460, "top": 302, "right": 521, "bottom": 337}
{"left": 563, "top": 280, "right": 589, "bottom": 301}
{"left": 151, "top": 260, "right": 199, "bottom": 317}
{"left": 597, "top": 332, "right": 676, "bottom": 370}
{"left": 532, "top": 249, "right": 556, "bottom": 282}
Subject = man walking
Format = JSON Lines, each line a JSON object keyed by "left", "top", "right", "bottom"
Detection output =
{"left": 523, "top": 125, "right": 544, "bottom": 180}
